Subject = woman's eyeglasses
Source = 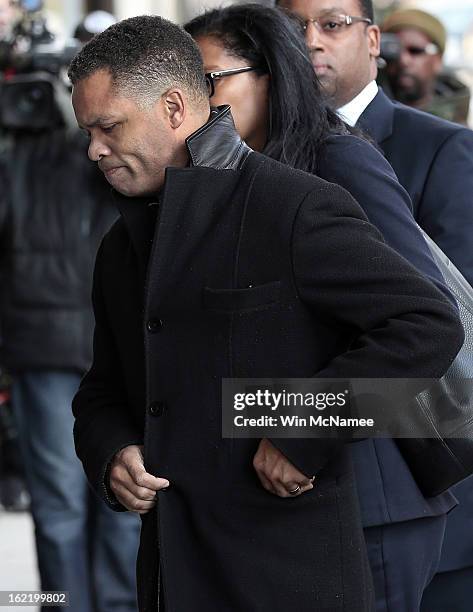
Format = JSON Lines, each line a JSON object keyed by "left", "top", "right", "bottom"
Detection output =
{"left": 205, "top": 67, "right": 256, "bottom": 98}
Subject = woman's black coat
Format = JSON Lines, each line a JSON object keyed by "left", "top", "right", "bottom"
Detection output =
{"left": 73, "top": 108, "right": 463, "bottom": 612}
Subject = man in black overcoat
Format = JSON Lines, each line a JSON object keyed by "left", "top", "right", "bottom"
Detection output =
{"left": 69, "top": 15, "right": 463, "bottom": 612}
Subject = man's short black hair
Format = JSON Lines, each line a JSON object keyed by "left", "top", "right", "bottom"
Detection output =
{"left": 358, "top": 0, "right": 374, "bottom": 22}
{"left": 68, "top": 15, "right": 208, "bottom": 106}
{"left": 274, "top": 0, "right": 374, "bottom": 23}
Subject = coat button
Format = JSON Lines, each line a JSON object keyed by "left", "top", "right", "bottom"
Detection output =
{"left": 147, "top": 318, "right": 163, "bottom": 333}
{"left": 149, "top": 401, "right": 165, "bottom": 417}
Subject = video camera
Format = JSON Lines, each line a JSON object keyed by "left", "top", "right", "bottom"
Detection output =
{"left": 0, "top": 0, "right": 80, "bottom": 130}
{"left": 380, "top": 33, "right": 401, "bottom": 64}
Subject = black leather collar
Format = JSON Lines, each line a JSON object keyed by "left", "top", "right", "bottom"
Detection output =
{"left": 185, "top": 105, "right": 252, "bottom": 171}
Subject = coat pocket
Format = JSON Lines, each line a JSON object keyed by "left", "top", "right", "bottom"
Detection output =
{"left": 203, "top": 280, "right": 281, "bottom": 312}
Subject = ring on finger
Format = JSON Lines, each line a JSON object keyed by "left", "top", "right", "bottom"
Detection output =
{"left": 288, "top": 484, "right": 301, "bottom": 495}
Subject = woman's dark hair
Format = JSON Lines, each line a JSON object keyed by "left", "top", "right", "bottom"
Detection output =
{"left": 185, "top": 3, "right": 348, "bottom": 173}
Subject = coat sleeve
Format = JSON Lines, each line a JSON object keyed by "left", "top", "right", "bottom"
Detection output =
{"left": 72, "top": 237, "right": 143, "bottom": 510}
{"left": 0, "top": 157, "right": 7, "bottom": 250}
{"left": 271, "top": 182, "right": 464, "bottom": 478}
{"left": 0, "top": 159, "right": 8, "bottom": 322}
{"left": 317, "top": 135, "right": 453, "bottom": 303}
{"left": 417, "top": 127, "right": 473, "bottom": 285}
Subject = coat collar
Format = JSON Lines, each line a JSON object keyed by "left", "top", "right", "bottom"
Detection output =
{"left": 113, "top": 103, "right": 251, "bottom": 216}
{"left": 185, "top": 104, "right": 252, "bottom": 170}
{"left": 357, "top": 88, "right": 394, "bottom": 144}
{"left": 111, "top": 106, "right": 252, "bottom": 275}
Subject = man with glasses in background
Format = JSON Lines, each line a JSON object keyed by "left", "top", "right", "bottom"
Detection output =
{"left": 382, "top": 8, "right": 470, "bottom": 125}
{"left": 278, "top": 0, "right": 473, "bottom": 610}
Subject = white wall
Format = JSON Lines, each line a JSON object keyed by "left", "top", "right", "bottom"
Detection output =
{"left": 113, "top": 0, "right": 182, "bottom": 22}
{"left": 113, "top": 0, "right": 269, "bottom": 25}
{"left": 44, "top": 0, "right": 84, "bottom": 37}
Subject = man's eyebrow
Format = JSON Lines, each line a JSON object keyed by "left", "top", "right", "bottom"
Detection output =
{"left": 296, "top": 7, "right": 344, "bottom": 20}
{"left": 82, "top": 116, "right": 117, "bottom": 128}
{"left": 317, "top": 8, "right": 346, "bottom": 16}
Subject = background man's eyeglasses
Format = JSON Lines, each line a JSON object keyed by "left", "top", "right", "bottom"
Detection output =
{"left": 205, "top": 67, "right": 256, "bottom": 98}
{"left": 301, "top": 13, "right": 372, "bottom": 35}
{"left": 402, "top": 43, "right": 439, "bottom": 57}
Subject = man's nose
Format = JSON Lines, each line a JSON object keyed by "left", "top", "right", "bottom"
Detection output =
{"left": 398, "top": 48, "right": 413, "bottom": 69}
{"left": 88, "top": 138, "right": 111, "bottom": 162}
{"left": 305, "top": 21, "right": 325, "bottom": 51}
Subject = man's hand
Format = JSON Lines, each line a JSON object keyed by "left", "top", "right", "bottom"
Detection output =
{"left": 253, "top": 438, "right": 315, "bottom": 497}
{"left": 109, "top": 444, "right": 169, "bottom": 514}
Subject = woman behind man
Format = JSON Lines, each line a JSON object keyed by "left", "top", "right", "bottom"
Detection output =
{"left": 185, "top": 4, "right": 446, "bottom": 293}
{"left": 185, "top": 5, "right": 456, "bottom": 611}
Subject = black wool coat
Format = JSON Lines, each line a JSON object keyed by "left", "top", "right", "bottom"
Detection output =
{"left": 73, "top": 108, "right": 463, "bottom": 612}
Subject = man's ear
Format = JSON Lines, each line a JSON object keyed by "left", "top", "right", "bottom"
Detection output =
{"left": 367, "top": 24, "right": 381, "bottom": 59}
{"left": 162, "top": 89, "right": 186, "bottom": 129}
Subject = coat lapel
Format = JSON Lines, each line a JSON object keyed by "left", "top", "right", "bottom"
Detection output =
{"left": 144, "top": 165, "right": 244, "bottom": 313}
{"left": 112, "top": 191, "right": 155, "bottom": 278}
{"left": 112, "top": 106, "right": 259, "bottom": 315}
{"left": 358, "top": 89, "right": 395, "bottom": 144}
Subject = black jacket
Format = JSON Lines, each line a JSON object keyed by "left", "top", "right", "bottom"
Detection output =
{"left": 73, "top": 107, "right": 462, "bottom": 611}
{"left": 0, "top": 129, "right": 117, "bottom": 372}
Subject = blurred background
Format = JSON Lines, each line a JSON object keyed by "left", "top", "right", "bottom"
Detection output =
{"left": 29, "top": 0, "right": 473, "bottom": 123}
